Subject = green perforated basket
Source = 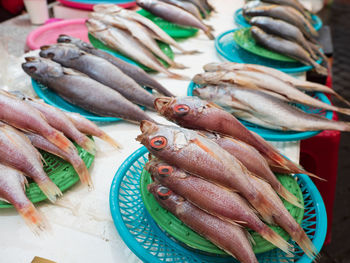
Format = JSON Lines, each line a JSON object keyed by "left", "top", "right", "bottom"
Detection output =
{"left": 0, "top": 140, "right": 95, "bottom": 208}
{"left": 233, "top": 27, "right": 297, "bottom": 62}
{"left": 140, "top": 169, "right": 304, "bottom": 255}
{"left": 137, "top": 9, "right": 198, "bottom": 39}
{"left": 88, "top": 34, "right": 174, "bottom": 72}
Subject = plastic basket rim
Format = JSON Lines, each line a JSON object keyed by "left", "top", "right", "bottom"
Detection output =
{"left": 187, "top": 81, "right": 334, "bottom": 141}
{"left": 215, "top": 28, "right": 322, "bottom": 74}
{"left": 109, "top": 146, "right": 327, "bottom": 263}
{"left": 233, "top": 8, "right": 323, "bottom": 31}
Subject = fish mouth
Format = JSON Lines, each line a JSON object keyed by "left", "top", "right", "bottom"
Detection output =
{"left": 154, "top": 97, "right": 173, "bottom": 114}
{"left": 40, "top": 45, "right": 51, "bottom": 51}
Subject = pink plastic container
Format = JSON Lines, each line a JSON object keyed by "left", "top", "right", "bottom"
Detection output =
{"left": 26, "top": 19, "right": 88, "bottom": 50}
{"left": 57, "top": 0, "right": 136, "bottom": 11}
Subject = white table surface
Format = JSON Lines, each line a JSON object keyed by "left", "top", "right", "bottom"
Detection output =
{"left": 0, "top": 1, "right": 301, "bottom": 262}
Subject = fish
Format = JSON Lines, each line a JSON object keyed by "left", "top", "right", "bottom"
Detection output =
{"left": 25, "top": 132, "right": 93, "bottom": 189}
{"left": 250, "top": 26, "right": 327, "bottom": 75}
{"left": 0, "top": 90, "right": 75, "bottom": 154}
{"left": 199, "top": 130, "right": 302, "bottom": 208}
{"left": 193, "top": 70, "right": 350, "bottom": 115}
{"left": 154, "top": 96, "right": 319, "bottom": 178}
{"left": 138, "top": 120, "right": 281, "bottom": 224}
{"left": 136, "top": 0, "right": 214, "bottom": 40}
{"left": 146, "top": 158, "right": 292, "bottom": 253}
{"left": 86, "top": 19, "right": 185, "bottom": 79}
{"left": 23, "top": 97, "right": 96, "bottom": 155}
{"left": 39, "top": 43, "right": 156, "bottom": 110}
{"left": 93, "top": 4, "right": 199, "bottom": 55}
{"left": 0, "top": 164, "right": 47, "bottom": 234}
{"left": 203, "top": 62, "right": 350, "bottom": 106}
{"left": 259, "top": 0, "right": 313, "bottom": 21}
{"left": 89, "top": 12, "right": 186, "bottom": 69}
{"left": 248, "top": 174, "right": 318, "bottom": 259}
{"left": 22, "top": 57, "right": 154, "bottom": 124}
{"left": 65, "top": 112, "right": 122, "bottom": 150}
{"left": 159, "top": 0, "right": 203, "bottom": 20}
{"left": 249, "top": 17, "right": 318, "bottom": 60}
{"left": 195, "top": 85, "right": 350, "bottom": 132}
{"left": 244, "top": 5, "right": 317, "bottom": 40}
{"left": 57, "top": 35, "right": 174, "bottom": 97}
{"left": 198, "top": 0, "right": 215, "bottom": 12}
{"left": 0, "top": 122, "right": 62, "bottom": 202}
{"left": 182, "top": 0, "right": 209, "bottom": 18}
{"left": 148, "top": 183, "right": 259, "bottom": 263}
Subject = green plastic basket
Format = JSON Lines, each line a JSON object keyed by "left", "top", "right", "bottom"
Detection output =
{"left": 140, "top": 168, "right": 304, "bottom": 255}
{"left": 137, "top": 9, "right": 198, "bottom": 39}
{"left": 0, "top": 141, "right": 95, "bottom": 208}
{"left": 88, "top": 34, "right": 174, "bottom": 72}
{"left": 233, "top": 27, "right": 296, "bottom": 62}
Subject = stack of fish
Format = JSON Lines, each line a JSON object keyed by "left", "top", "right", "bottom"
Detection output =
{"left": 0, "top": 90, "right": 120, "bottom": 233}
{"left": 137, "top": 96, "right": 322, "bottom": 261}
{"left": 243, "top": 0, "right": 327, "bottom": 74}
{"left": 87, "top": 4, "right": 198, "bottom": 79}
{"left": 192, "top": 62, "right": 350, "bottom": 132}
{"left": 22, "top": 35, "right": 176, "bottom": 124}
{"left": 135, "top": 0, "right": 215, "bottom": 39}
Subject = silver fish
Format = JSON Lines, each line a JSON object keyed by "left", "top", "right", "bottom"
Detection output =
{"left": 159, "top": 0, "right": 203, "bottom": 20}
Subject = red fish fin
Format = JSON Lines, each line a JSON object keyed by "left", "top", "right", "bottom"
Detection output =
{"left": 37, "top": 179, "right": 62, "bottom": 203}
{"left": 18, "top": 203, "right": 49, "bottom": 234}
{"left": 79, "top": 137, "right": 96, "bottom": 155}
{"left": 99, "top": 133, "right": 122, "bottom": 150}
{"left": 293, "top": 225, "right": 319, "bottom": 259}
{"left": 72, "top": 159, "right": 93, "bottom": 190}
{"left": 259, "top": 226, "right": 292, "bottom": 255}
{"left": 48, "top": 132, "right": 75, "bottom": 153}
{"left": 251, "top": 194, "right": 274, "bottom": 225}
{"left": 276, "top": 185, "right": 304, "bottom": 209}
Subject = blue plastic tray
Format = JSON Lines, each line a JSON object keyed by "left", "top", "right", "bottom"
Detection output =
{"left": 234, "top": 8, "right": 323, "bottom": 31}
{"left": 110, "top": 146, "right": 327, "bottom": 263}
{"left": 31, "top": 51, "right": 148, "bottom": 122}
{"left": 187, "top": 82, "right": 334, "bottom": 141}
{"left": 215, "top": 29, "right": 322, "bottom": 74}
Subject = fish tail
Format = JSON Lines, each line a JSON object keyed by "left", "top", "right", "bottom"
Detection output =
{"left": 72, "top": 159, "right": 93, "bottom": 190}
{"left": 48, "top": 131, "right": 75, "bottom": 153}
{"left": 251, "top": 194, "right": 274, "bottom": 225}
{"left": 99, "top": 132, "right": 122, "bottom": 150}
{"left": 265, "top": 150, "right": 291, "bottom": 170}
{"left": 180, "top": 49, "right": 201, "bottom": 55}
{"left": 172, "top": 62, "right": 188, "bottom": 69}
{"left": 166, "top": 70, "right": 190, "bottom": 80}
{"left": 37, "top": 178, "right": 62, "bottom": 203}
{"left": 276, "top": 184, "right": 304, "bottom": 209}
{"left": 335, "top": 107, "right": 350, "bottom": 117}
{"left": 311, "top": 61, "right": 328, "bottom": 76}
{"left": 259, "top": 226, "right": 292, "bottom": 254}
{"left": 205, "top": 30, "right": 215, "bottom": 40}
{"left": 79, "top": 137, "right": 96, "bottom": 155}
{"left": 18, "top": 203, "right": 49, "bottom": 234}
{"left": 292, "top": 225, "right": 319, "bottom": 259}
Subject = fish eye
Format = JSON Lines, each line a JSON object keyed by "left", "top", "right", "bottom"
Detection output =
{"left": 174, "top": 104, "right": 190, "bottom": 115}
{"left": 29, "top": 66, "right": 37, "bottom": 73}
{"left": 63, "top": 39, "right": 71, "bottom": 43}
{"left": 47, "top": 52, "right": 55, "bottom": 59}
{"left": 150, "top": 136, "right": 167, "bottom": 150}
{"left": 157, "top": 186, "right": 172, "bottom": 200}
{"left": 158, "top": 165, "right": 173, "bottom": 177}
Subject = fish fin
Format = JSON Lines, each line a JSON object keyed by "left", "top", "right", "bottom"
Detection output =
{"left": 18, "top": 203, "right": 49, "bottom": 235}
{"left": 259, "top": 226, "right": 292, "bottom": 255}
{"left": 79, "top": 137, "right": 96, "bottom": 155}
{"left": 99, "top": 132, "right": 122, "bottom": 150}
{"left": 40, "top": 152, "right": 48, "bottom": 166}
{"left": 276, "top": 185, "right": 304, "bottom": 209}
{"left": 0, "top": 197, "right": 10, "bottom": 203}
{"left": 245, "top": 230, "right": 256, "bottom": 246}
{"left": 172, "top": 62, "right": 188, "bottom": 69}
{"left": 167, "top": 71, "right": 190, "bottom": 80}
{"left": 37, "top": 179, "right": 62, "bottom": 203}
{"left": 205, "top": 30, "right": 215, "bottom": 40}
{"left": 72, "top": 159, "right": 93, "bottom": 190}
{"left": 207, "top": 102, "right": 224, "bottom": 110}
{"left": 292, "top": 225, "right": 319, "bottom": 259}
{"left": 334, "top": 107, "right": 350, "bottom": 117}
{"left": 180, "top": 49, "right": 201, "bottom": 55}
{"left": 251, "top": 193, "right": 274, "bottom": 225}
{"left": 47, "top": 131, "right": 75, "bottom": 154}
{"left": 312, "top": 62, "right": 328, "bottom": 76}
{"left": 302, "top": 170, "right": 327, "bottom": 181}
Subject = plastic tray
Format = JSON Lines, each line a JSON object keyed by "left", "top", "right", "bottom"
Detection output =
{"left": 137, "top": 9, "right": 198, "bottom": 39}
{"left": 57, "top": 0, "right": 136, "bottom": 11}
{"left": 0, "top": 139, "right": 95, "bottom": 207}
{"left": 109, "top": 146, "right": 327, "bottom": 263}
{"left": 215, "top": 29, "right": 322, "bottom": 74}
{"left": 234, "top": 8, "right": 323, "bottom": 31}
{"left": 187, "top": 81, "right": 334, "bottom": 141}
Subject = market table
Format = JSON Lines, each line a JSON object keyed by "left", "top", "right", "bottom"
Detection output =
{"left": 0, "top": 1, "right": 302, "bottom": 262}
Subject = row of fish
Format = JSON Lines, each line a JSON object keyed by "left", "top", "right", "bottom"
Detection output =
{"left": 135, "top": 0, "right": 215, "bottom": 39}
{"left": 22, "top": 35, "right": 175, "bottom": 123}
{"left": 137, "top": 102, "right": 318, "bottom": 260}
{"left": 243, "top": 0, "right": 328, "bottom": 74}
{"left": 0, "top": 90, "right": 120, "bottom": 233}
{"left": 87, "top": 4, "right": 198, "bottom": 79}
{"left": 192, "top": 62, "right": 350, "bottom": 132}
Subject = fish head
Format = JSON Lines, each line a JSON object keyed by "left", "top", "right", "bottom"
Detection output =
{"left": 22, "top": 57, "right": 64, "bottom": 81}
{"left": 136, "top": 0, "right": 154, "bottom": 8}
{"left": 145, "top": 158, "right": 177, "bottom": 181}
{"left": 57, "top": 35, "right": 94, "bottom": 50}
{"left": 40, "top": 44, "right": 84, "bottom": 62}
{"left": 154, "top": 96, "right": 221, "bottom": 129}
{"left": 147, "top": 183, "right": 184, "bottom": 209}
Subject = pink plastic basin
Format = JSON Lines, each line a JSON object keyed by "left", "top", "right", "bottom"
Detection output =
{"left": 57, "top": 0, "right": 136, "bottom": 11}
